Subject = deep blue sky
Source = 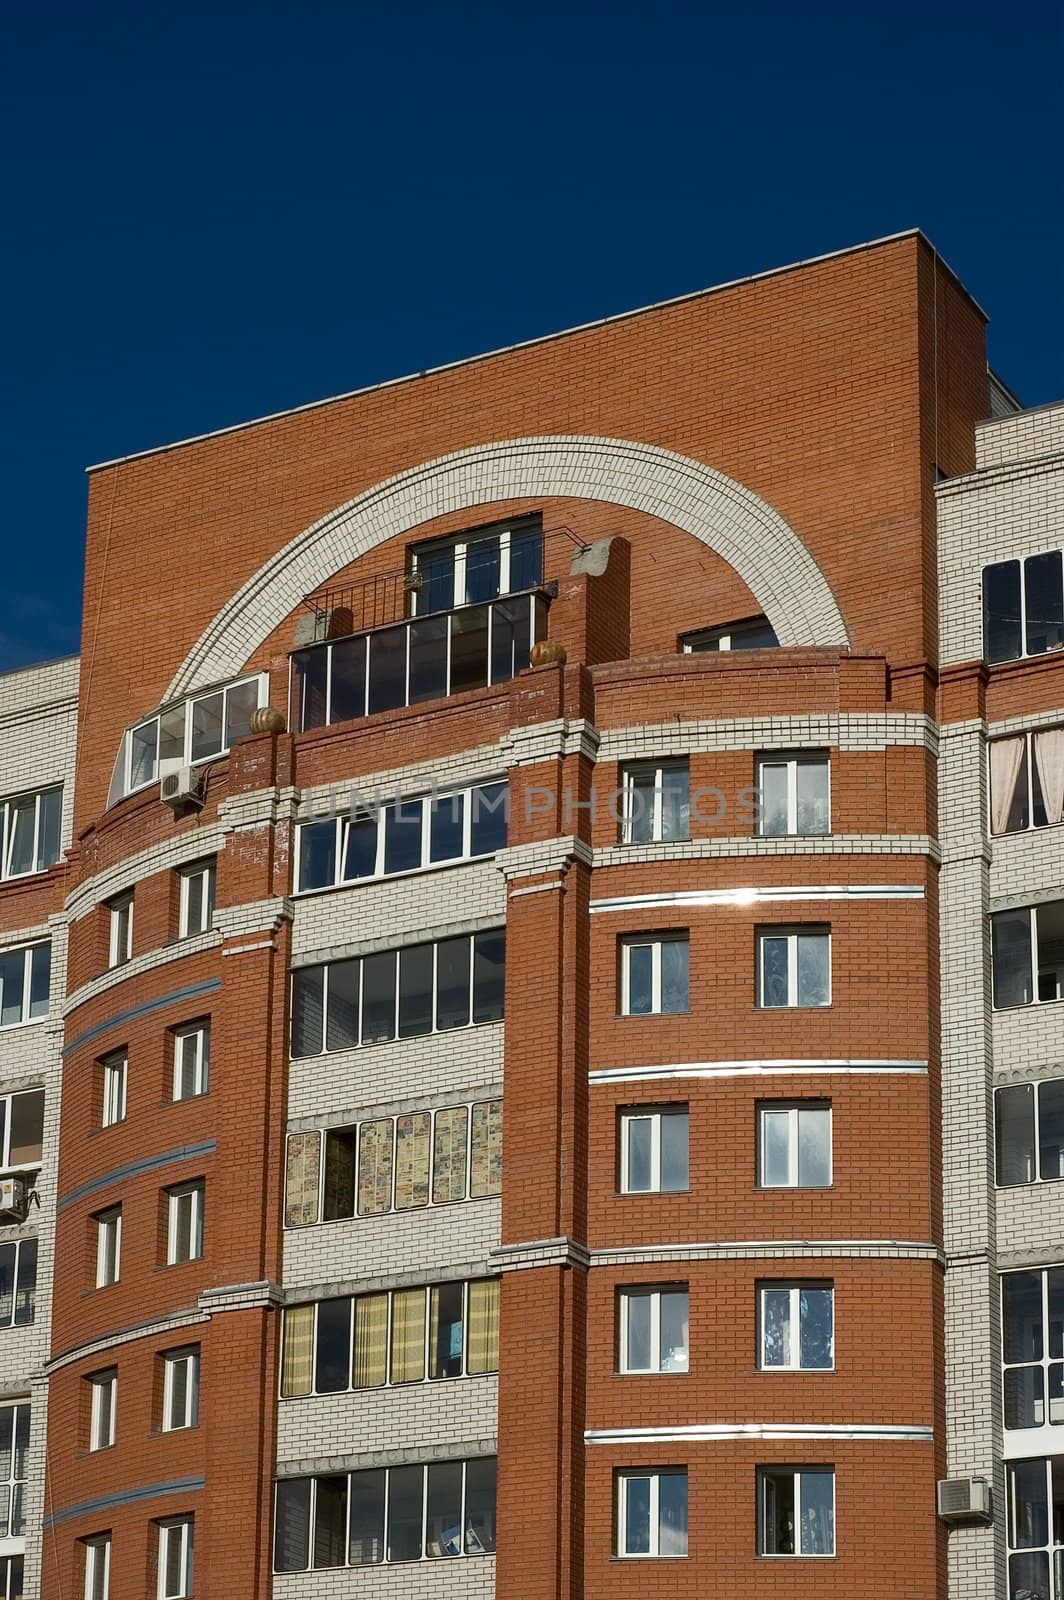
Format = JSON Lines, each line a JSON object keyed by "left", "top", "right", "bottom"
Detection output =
{"left": 2, "top": 0, "right": 1061, "bottom": 671}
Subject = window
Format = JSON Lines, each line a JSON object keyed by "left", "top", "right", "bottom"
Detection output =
{"left": 295, "top": 781, "right": 508, "bottom": 893}
{"left": 166, "top": 1183, "right": 204, "bottom": 1265}
{"left": 759, "top": 1103, "right": 831, "bottom": 1189}
{"left": 620, "top": 762, "right": 690, "bottom": 844}
{"left": 619, "top": 1107, "right": 688, "bottom": 1194}
{"left": 95, "top": 1208, "right": 121, "bottom": 1287}
{"left": 0, "top": 1404, "right": 29, "bottom": 1539}
{"left": 993, "top": 901, "right": 1064, "bottom": 1008}
{"left": 983, "top": 553, "right": 1064, "bottom": 665}
{"left": 290, "top": 931, "right": 505, "bottom": 1058}
{"left": 997, "top": 1080, "right": 1064, "bottom": 1186}
{"left": 0, "top": 786, "right": 61, "bottom": 880}
{"left": 83, "top": 1536, "right": 110, "bottom": 1600}
{"left": 757, "top": 927, "right": 830, "bottom": 1008}
{"left": 177, "top": 860, "right": 215, "bottom": 938}
{"left": 758, "top": 1467, "right": 835, "bottom": 1556}
{"left": 107, "top": 895, "right": 133, "bottom": 969}
{"left": 1007, "top": 1457, "right": 1064, "bottom": 1598}
{"left": 618, "top": 1288, "right": 689, "bottom": 1373}
{"left": 162, "top": 1347, "right": 200, "bottom": 1432}
{"left": 101, "top": 1052, "right": 127, "bottom": 1128}
{"left": 0, "top": 943, "right": 50, "bottom": 1027}
{"left": 172, "top": 1023, "right": 210, "bottom": 1101}
{"left": 280, "top": 1278, "right": 500, "bottom": 1397}
{"left": 0, "top": 1559, "right": 21, "bottom": 1600}
{"left": 620, "top": 934, "right": 689, "bottom": 1015}
{"left": 759, "top": 1284, "right": 834, "bottom": 1370}
{"left": 756, "top": 754, "right": 830, "bottom": 836}
{"left": 411, "top": 516, "right": 542, "bottom": 614}
{"left": 682, "top": 615, "right": 778, "bottom": 652}
{"left": 88, "top": 1369, "right": 116, "bottom": 1451}
{"left": 990, "top": 728, "right": 1064, "bottom": 835}
{"left": 0, "top": 1089, "right": 44, "bottom": 1172}
{"left": 157, "top": 1517, "right": 193, "bottom": 1599}
{"left": 283, "top": 1099, "right": 502, "bottom": 1228}
{"left": 616, "top": 1470, "right": 688, "bottom": 1557}
{"left": 1002, "top": 1270, "right": 1064, "bottom": 1432}
{"left": 273, "top": 1458, "right": 496, "bottom": 1570}
{"left": 114, "top": 672, "right": 267, "bottom": 800}
{"left": 0, "top": 1238, "right": 37, "bottom": 1328}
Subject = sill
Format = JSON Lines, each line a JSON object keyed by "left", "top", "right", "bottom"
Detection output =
{"left": 613, "top": 1189, "right": 691, "bottom": 1198}
{"left": 616, "top": 1011, "right": 691, "bottom": 1021}
{"left": 753, "top": 1185, "right": 834, "bottom": 1193}
{"left": 148, "top": 1424, "right": 199, "bottom": 1438}
{"left": 757, "top": 1554, "right": 836, "bottom": 1560}
{"left": 610, "top": 1554, "right": 689, "bottom": 1562}
{"left": 280, "top": 1371, "right": 497, "bottom": 1400}
{"left": 293, "top": 851, "right": 498, "bottom": 900}
{"left": 0, "top": 1018, "right": 47, "bottom": 1035}
{"left": 993, "top": 998, "right": 1064, "bottom": 1013}
{"left": 283, "top": 1191, "right": 497, "bottom": 1232}
{"left": 291, "top": 1015, "right": 503, "bottom": 1064}
{"left": 614, "top": 1369, "right": 689, "bottom": 1378}
{"left": 90, "top": 1121, "right": 126, "bottom": 1139}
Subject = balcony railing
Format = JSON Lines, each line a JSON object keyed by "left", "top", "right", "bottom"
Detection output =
{"left": 290, "top": 590, "right": 550, "bottom": 732}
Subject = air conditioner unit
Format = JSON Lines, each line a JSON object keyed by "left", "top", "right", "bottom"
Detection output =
{"left": 0, "top": 1179, "right": 27, "bottom": 1223}
{"left": 937, "top": 1477, "right": 992, "bottom": 1523}
{"left": 161, "top": 767, "right": 205, "bottom": 811}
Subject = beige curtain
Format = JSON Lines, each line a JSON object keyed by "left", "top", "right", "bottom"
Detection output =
{"left": 1035, "top": 728, "right": 1064, "bottom": 826}
{"left": 353, "top": 1294, "right": 388, "bottom": 1388}
{"left": 990, "top": 736, "right": 1026, "bottom": 835}
{"left": 390, "top": 1289, "right": 426, "bottom": 1383}
{"left": 284, "top": 1133, "right": 321, "bottom": 1227}
{"left": 432, "top": 1107, "right": 468, "bottom": 1203}
{"left": 281, "top": 1304, "right": 314, "bottom": 1397}
{"left": 467, "top": 1279, "right": 500, "bottom": 1374}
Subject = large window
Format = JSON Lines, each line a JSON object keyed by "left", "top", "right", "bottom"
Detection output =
{"left": 290, "top": 931, "right": 505, "bottom": 1058}
{"left": 177, "top": 860, "right": 215, "bottom": 938}
{"left": 759, "top": 1283, "right": 834, "bottom": 1370}
{"left": 0, "top": 944, "right": 50, "bottom": 1028}
{"left": 162, "top": 1348, "right": 200, "bottom": 1433}
{"left": 998, "top": 1080, "right": 1064, "bottom": 1187}
{"left": 618, "top": 1287, "right": 689, "bottom": 1374}
{"left": 273, "top": 1458, "right": 496, "bottom": 1570}
{"left": 757, "top": 927, "right": 830, "bottom": 1008}
{"left": 0, "top": 786, "right": 61, "bottom": 880}
{"left": 296, "top": 781, "right": 507, "bottom": 893}
{"left": 94, "top": 1207, "right": 121, "bottom": 1288}
{"left": 0, "top": 1090, "right": 44, "bottom": 1173}
{"left": 983, "top": 553, "right": 1064, "bottom": 665}
{"left": 1007, "top": 1457, "right": 1064, "bottom": 1598}
{"left": 681, "top": 615, "right": 778, "bottom": 652}
{"left": 618, "top": 1107, "right": 689, "bottom": 1194}
{"left": 620, "top": 935, "right": 689, "bottom": 1016}
{"left": 990, "top": 728, "right": 1064, "bottom": 835}
{"left": 0, "top": 1404, "right": 29, "bottom": 1540}
{"left": 1003, "top": 1270, "right": 1064, "bottom": 1433}
{"left": 756, "top": 754, "right": 830, "bottom": 837}
{"left": 281, "top": 1279, "right": 500, "bottom": 1397}
{"left": 411, "top": 516, "right": 542, "bottom": 614}
{"left": 115, "top": 673, "right": 266, "bottom": 799}
{"left": 758, "top": 1467, "right": 835, "bottom": 1556}
{"left": 620, "top": 762, "right": 690, "bottom": 845}
{"left": 0, "top": 1239, "right": 37, "bottom": 1329}
{"left": 284, "top": 1100, "right": 501, "bottom": 1227}
{"left": 87, "top": 1369, "right": 117, "bottom": 1451}
{"left": 616, "top": 1470, "right": 688, "bottom": 1557}
{"left": 157, "top": 1517, "right": 193, "bottom": 1600}
{"left": 758, "top": 1103, "right": 832, "bottom": 1189}
{"left": 172, "top": 1023, "right": 210, "bottom": 1102}
{"left": 992, "top": 902, "right": 1064, "bottom": 1009}
{"left": 165, "top": 1183, "right": 204, "bottom": 1266}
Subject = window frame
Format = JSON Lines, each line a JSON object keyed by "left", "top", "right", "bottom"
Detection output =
{"left": 986, "top": 727, "right": 1064, "bottom": 837}
{"left": 757, "top": 1282, "right": 835, "bottom": 1372}
{"left": 0, "top": 1087, "right": 44, "bottom": 1174}
{"left": 991, "top": 902, "right": 1064, "bottom": 1010}
{"left": 619, "top": 933, "right": 690, "bottom": 1016}
{"left": 617, "top": 1286, "right": 690, "bottom": 1375}
{"left": 95, "top": 1207, "right": 121, "bottom": 1288}
{"left": 100, "top": 1052, "right": 127, "bottom": 1129}
{"left": 755, "top": 752, "right": 830, "bottom": 837}
{"left": 757, "top": 1465, "right": 836, "bottom": 1557}
{"left": 409, "top": 515, "right": 543, "bottom": 615}
{"left": 996, "top": 1079, "right": 1064, "bottom": 1187}
{"left": 757, "top": 1102, "right": 832, "bottom": 1190}
{"left": 161, "top": 1347, "right": 200, "bottom": 1433}
{"left": 107, "top": 895, "right": 133, "bottom": 970}
{"left": 681, "top": 615, "right": 779, "bottom": 653}
{"left": 0, "top": 942, "right": 51, "bottom": 1030}
{"left": 172, "top": 1022, "right": 210, "bottom": 1102}
{"left": 0, "top": 1236, "right": 37, "bottom": 1329}
{"left": 83, "top": 1535, "right": 111, "bottom": 1600}
{"left": 177, "top": 860, "right": 215, "bottom": 939}
{"left": 615, "top": 1469, "right": 688, "bottom": 1558}
{"left": 619, "top": 761, "right": 690, "bottom": 845}
{"left": 0, "top": 785, "right": 62, "bottom": 881}
{"left": 982, "top": 552, "right": 1064, "bottom": 665}
{"left": 122, "top": 672, "right": 269, "bottom": 799}
{"left": 756, "top": 926, "right": 831, "bottom": 1008}
{"left": 157, "top": 1516, "right": 194, "bottom": 1600}
{"left": 88, "top": 1369, "right": 117, "bottom": 1452}
{"left": 618, "top": 1106, "right": 689, "bottom": 1195}
{"left": 166, "top": 1182, "right": 204, "bottom": 1267}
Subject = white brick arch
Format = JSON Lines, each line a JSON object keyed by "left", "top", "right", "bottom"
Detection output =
{"left": 166, "top": 434, "right": 849, "bottom": 697}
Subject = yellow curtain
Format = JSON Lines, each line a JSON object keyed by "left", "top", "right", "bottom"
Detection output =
{"left": 466, "top": 1279, "right": 500, "bottom": 1374}
{"left": 352, "top": 1294, "right": 388, "bottom": 1388}
{"left": 281, "top": 1304, "right": 315, "bottom": 1397}
{"left": 390, "top": 1289, "right": 426, "bottom": 1383}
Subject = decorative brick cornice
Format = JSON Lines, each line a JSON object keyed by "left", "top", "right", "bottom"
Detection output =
{"left": 495, "top": 837, "right": 593, "bottom": 884}
{"left": 197, "top": 1278, "right": 284, "bottom": 1315}
{"left": 490, "top": 1236, "right": 591, "bottom": 1272}
{"left": 500, "top": 717, "right": 600, "bottom": 768}
{"left": 64, "top": 823, "right": 228, "bottom": 921}
{"left": 218, "top": 785, "right": 301, "bottom": 832}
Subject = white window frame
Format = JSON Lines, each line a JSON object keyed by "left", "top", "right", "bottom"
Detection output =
{"left": 0, "top": 1087, "right": 44, "bottom": 1173}
{"left": 177, "top": 860, "right": 215, "bottom": 938}
{"left": 84, "top": 1535, "right": 111, "bottom": 1600}
{"left": 409, "top": 519, "right": 539, "bottom": 614}
{"left": 0, "top": 1235, "right": 37, "bottom": 1329}
{"left": 758, "top": 1104, "right": 832, "bottom": 1190}
{"left": 620, "top": 935, "right": 689, "bottom": 1016}
{"left": 157, "top": 1516, "right": 193, "bottom": 1600}
{"left": 986, "top": 728, "right": 1064, "bottom": 836}
{"left": 88, "top": 1369, "right": 116, "bottom": 1451}
{"left": 618, "top": 1287, "right": 689, "bottom": 1374}
{"left": 616, "top": 1470, "right": 688, "bottom": 1558}
{"left": 108, "top": 895, "right": 133, "bottom": 969}
{"left": 758, "top": 1283, "right": 835, "bottom": 1371}
{"left": 681, "top": 615, "right": 777, "bottom": 652}
{"left": 756, "top": 927, "right": 831, "bottom": 1008}
{"left": 982, "top": 551, "right": 1064, "bottom": 664}
{"left": 755, "top": 753, "right": 830, "bottom": 836}
{"left": 758, "top": 1466, "right": 836, "bottom": 1557}
{"left": 0, "top": 942, "right": 50, "bottom": 1030}
{"left": 618, "top": 1107, "right": 688, "bottom": 1195}
{"left": 620, "top": 761, "right": 689, "bottom": 845}
{"left": 162, "top": 1347, "right": 200, "bottom": 1432}
{"left": 166, "top": 1183, "right": 204, "bottom": 1266}
{"left": 122, "top": 672, "right": 269, "bottom": 797}
{"left": 0, "top": 786, "right": 62, "bottom": 881}
{"left": 100, "top": 1053, "right": 127, "bottom": 1129}
{"left": 172, "top": 1024, "right": 210, "bottom": 1102}
{"left": 95, "top": 1208, "right": 121, "bottom": 1288}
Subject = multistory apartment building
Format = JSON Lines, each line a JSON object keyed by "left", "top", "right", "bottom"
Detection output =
{"left": 9, "top": 227, "right": 1054, "bottom": 1599}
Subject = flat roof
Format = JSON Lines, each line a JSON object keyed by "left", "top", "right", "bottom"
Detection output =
{"left": 88, "top": 228, "right": 986, "bottom": 474}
